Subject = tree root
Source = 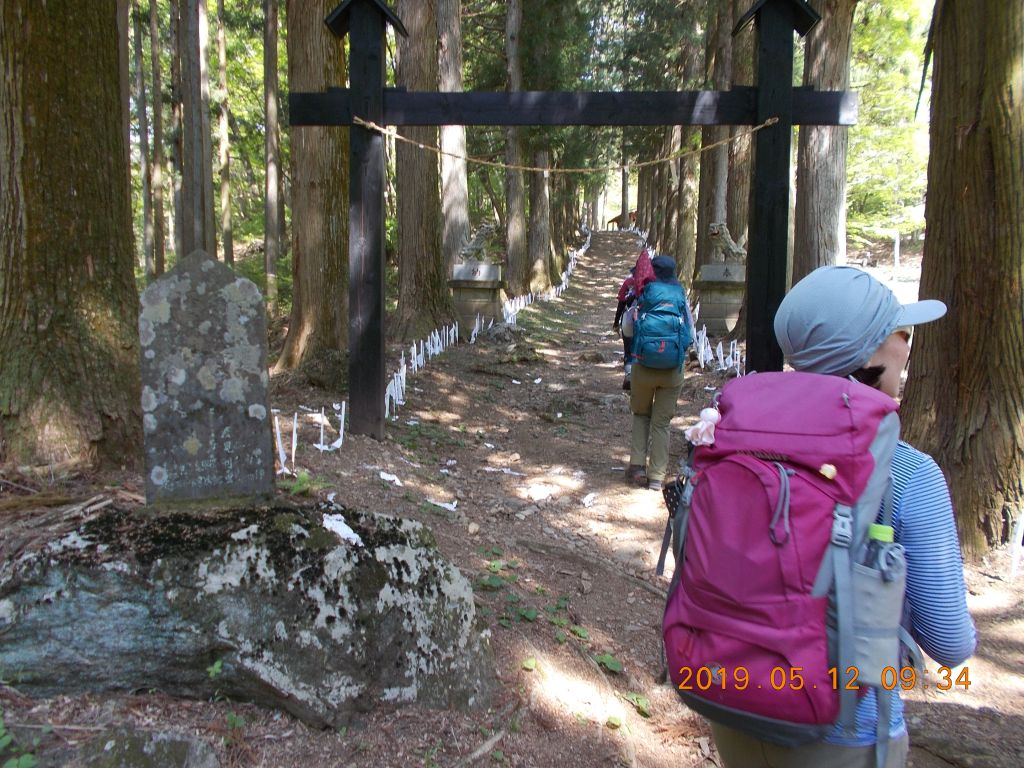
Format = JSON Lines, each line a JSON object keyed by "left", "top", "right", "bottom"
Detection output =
{"left": 516, "top": 537, "right": 667, "bottom": 600}
{"left": 452, "top": 697, "right": 523, "bottom": 768}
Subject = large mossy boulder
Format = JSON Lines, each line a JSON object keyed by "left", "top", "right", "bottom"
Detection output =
{"left": 0, "top": 501, "right": 492, "bottom": 727}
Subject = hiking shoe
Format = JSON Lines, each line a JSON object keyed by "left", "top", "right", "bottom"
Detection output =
{"left": 626, "top": 464, "right": 647, "bottom": 487}
{"left": 622, "top": 375, "right": 631, "bottom": 391}
{"left": 648, "top": 479, "right": 663, "bottom": 492}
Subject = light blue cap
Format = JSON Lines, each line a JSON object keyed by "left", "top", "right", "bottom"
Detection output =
{"left": 774, "top": 266, "right": 947, "bottom": 376}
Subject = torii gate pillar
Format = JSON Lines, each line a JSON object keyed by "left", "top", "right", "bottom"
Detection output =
{"left": 303, "top": 0, "right": 843, "bottom": 438}
{"left": 328, "top": 0, "right": 408, "bottom": 440}
{"left": 739, "top": 0, "right": 820, "bottom": 372}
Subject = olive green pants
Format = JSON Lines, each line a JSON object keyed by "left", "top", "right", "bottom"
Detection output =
{"left": 711, "top": 723, "right": 909, "bottom": 768}
{"left": 629, "top": 363, "right": 684, "bottom": 483}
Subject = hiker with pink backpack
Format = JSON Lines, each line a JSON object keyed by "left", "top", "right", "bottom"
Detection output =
{"left": 660, "top": 266, "right": 976, "bottom": 768}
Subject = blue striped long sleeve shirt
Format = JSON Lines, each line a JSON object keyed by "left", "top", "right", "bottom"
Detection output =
{"left": 825, "top": 440, "right": 977, "bottom": 747}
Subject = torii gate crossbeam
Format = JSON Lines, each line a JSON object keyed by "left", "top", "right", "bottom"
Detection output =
{"left": 289, "top": 0, "right": 853, "bottom": 439}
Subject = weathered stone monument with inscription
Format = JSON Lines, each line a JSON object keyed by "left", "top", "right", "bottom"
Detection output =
{"left": 0, "top": 250, "right": 492, "bottom": 749}
{"left": 138, "top": 249, "right": 274, "bottom": 503}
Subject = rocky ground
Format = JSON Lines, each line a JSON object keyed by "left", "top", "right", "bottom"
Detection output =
{"left": 1, "top": 231, "right": 1021, "bottom": 767}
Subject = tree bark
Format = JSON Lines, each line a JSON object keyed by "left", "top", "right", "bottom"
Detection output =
{"left": 180, "top": 0, "right": 213, "bottom": 258}
{"left": 150, "top": 0, "right": 166, "bottom": 275}
{"left": 727, "top": 0, "right": 753, "bottom": 250}
{"left": 198, "top": 0, "right": 215, "bottom": 257}
{"left": 169, "top": 0, "right": 185, "bottom": 261}
{"left": 275, "top": 0, "right": 349, "bottom": 371}
{"left": 901, "top": 0, "right": 1024, "bottom": 558}
{"left": 216, "top": 0, "right": 233, "bottom": 266}
{"left": 695, "top": 0, "right": 731, "bottom": 271}
{"left": 263, "top": 0, "right": 281, "bottom": 310}
{"left": 481, "top": 169, "right": 505, "bottom": 232}
{"left": 0, "top": 0, "right": 142, "bottom": 467}
{"left": 394, "top": 0, "right": 451, "bottom": 339}
{"left": 132, "top": 0, "right": 154, "bottom": 280}
{"left": 674, "top": 12, "right": 703, "bottom": 285}
{"left": 792, "top": 0, "right": 857, "bottom": 284}
{"left": 117, "top": 0, "right": 131, "bottom": 196}
{"left": 619, "top": 149, "right": 628, "bottom": 229}
{"left": 437, "top": 0, "right": 470, "bottom": 276}
{"left": 527, "top": 150, "right": 552, "bottom": 293}
{"left": 504, "top": 0, "right": 528, "bottom": 295}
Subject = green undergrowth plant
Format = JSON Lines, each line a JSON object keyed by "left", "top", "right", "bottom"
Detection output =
{"left": 278, "top": 470, "right": 327, "bottom": 497}
{"left": 0, "top": 716, "right": 38, "bottom": 768}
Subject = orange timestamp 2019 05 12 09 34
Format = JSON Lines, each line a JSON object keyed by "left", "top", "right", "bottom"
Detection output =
{"left": 676, "top": 665, "right": 972, "bottom": 693}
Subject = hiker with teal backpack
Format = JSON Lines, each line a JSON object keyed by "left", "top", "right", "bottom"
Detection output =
{"left": 659, "top": 266, "right": 976, "bottom": 768}
{"left": 626, "top": 255, "right": 694, "bottom": 491}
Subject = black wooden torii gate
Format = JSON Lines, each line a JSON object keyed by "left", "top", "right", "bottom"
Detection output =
{"left": 290, "top": 0, "right": 856, "bottom": 439}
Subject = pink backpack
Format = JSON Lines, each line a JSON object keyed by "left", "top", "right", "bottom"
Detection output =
{"left": 659, "top": 372, "right": 916, "bottom": 751}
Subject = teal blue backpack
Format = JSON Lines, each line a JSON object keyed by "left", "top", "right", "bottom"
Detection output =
{"left": 632, "top": 284, "right": 693, "bottom": 369}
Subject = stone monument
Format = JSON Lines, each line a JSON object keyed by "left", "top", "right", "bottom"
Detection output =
{"left": 695, "top": 223, "right": 747, "bottom": 335}
{"left": 138, "top": 249, "right": 274, "bottom": 503}
{"left": 449, "top": 258, "right": 503, "bottom": 338}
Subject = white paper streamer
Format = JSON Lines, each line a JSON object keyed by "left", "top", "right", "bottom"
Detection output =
{"left": 379, "top": 471, "right": 403, "bottom": 486}
{"left": 290, "top": 413, "right": 298, "bottom": 467}
{"left": 427, "top": 499, "right": 458, "bottom": 512}
{"left": 481, "top": 467, "right": 526, "bottom": 477}
{"left": 273, "top": 415, "right": 288, "bottom": 474}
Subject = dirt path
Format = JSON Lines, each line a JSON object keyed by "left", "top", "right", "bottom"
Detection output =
{"left": 5, "top": 232, "right": 1021, "bottom": 767}
{"left": 260, "top": 230, "right": 1024, "bottom": 767}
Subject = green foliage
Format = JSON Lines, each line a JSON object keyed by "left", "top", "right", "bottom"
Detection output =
{"left": 622, "top": 692, "right": 651, "bottom": 717}
{"left": 847, "top": 0, "right": 931, "bottom": 232}
{"left": 517, "top": 606, "right": 538, "bottom": 622}
{"left": 221, "top": 711, "right": 245, "bottom": 748}
{"left": 476, "top": 574, "right": 505, "bottom": 591}
{"left": 128, "top": 0, "right": 291, "bottom": 274}
{"left": 124, "top": 0, "right": 935, "bottom": 314}
{"left": 593, "top": 653, "right": 623, "bottom": 674}
{"left": 278, "top": 470, "right": 324, "bottom": 497}
{"left": 0, "top": 717, "right": 37, "bottom": 768}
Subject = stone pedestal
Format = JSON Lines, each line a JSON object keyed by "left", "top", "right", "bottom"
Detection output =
{"left": 695, "top": 262, "right": 745, "bottom": 335}
{"left": 449, "top": 260, "right": 504, "bottom": 337}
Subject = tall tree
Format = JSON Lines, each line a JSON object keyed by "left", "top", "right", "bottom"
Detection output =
{"left": 132, "top": 0, "right": 155, "bottom": 279}
{"left": 437, "top": 0, "right": 470, "bottom": 275}
{"left": 180, "top": 0, "right": 215, "bottom": 256}
{"left": 394, "top": 0, "right": 452, "bottom": 338}
{"left": 1, "top": 0, "right": 142, "bottom": 467}
{"left": 149, "top": 0, "right": 166, "bottom": 275}
{"left": 901, "top": 0, "right": 1024, "bottom": 557}
{"left": 673, "top": 5, "right": 705, "bottom": 284}
{"left": 118, "top": 0, "right": 132, "bottom": 186}
{"left": 169, "top": 0, "right": 185, "bottom": 259}
{"left": 792, "top": 0, "right": 858, "bottom": 284}
{"left": 503, "top": 0, "right": 528, "bottom": 295}
{"left": 263, "top": 0, "right": 281, "bottom": 310}
{"left": 727, "top": 0, "right": 753, "bottom": 250}
{"left": 527, "top": 150, "right": 552, "bottom": 292}
{"left": 694, "top": 0, "right": 731, "bottom": 273}
{"left": 198, "top": 0, "right": 215, "bottom": 256}
{"left": 275, "top": 0, "right": 349, "bottom": 370}
{"left": 216, "top": 0, "right": 233, "bottom": 265}
{"left": 619, "top": 0, "right": 629, "bottom": 222}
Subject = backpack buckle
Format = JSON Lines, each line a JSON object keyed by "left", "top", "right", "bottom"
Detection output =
{"left": 831, "top": 505, "right": 853, "bottom": 547}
